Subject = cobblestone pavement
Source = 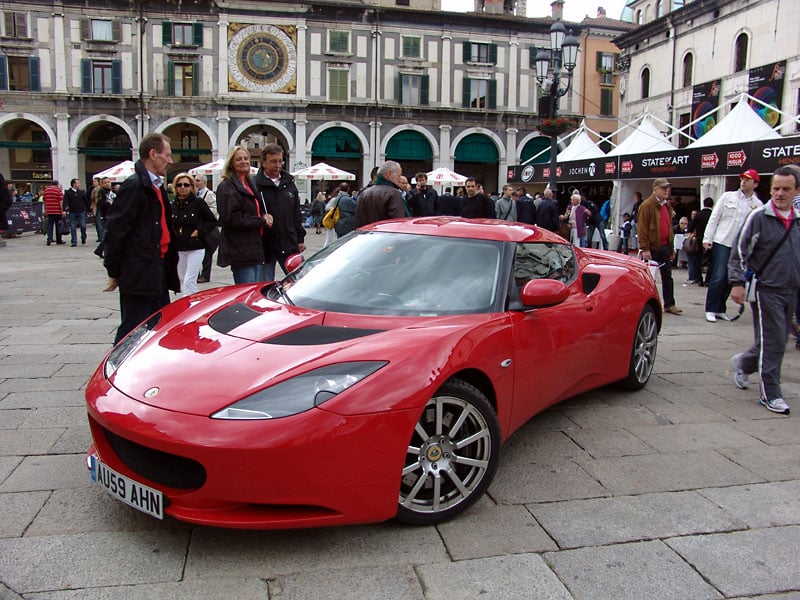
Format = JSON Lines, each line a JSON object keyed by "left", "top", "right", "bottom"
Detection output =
{"left": 1, "top": 229, "right": 799, "bottom": 600}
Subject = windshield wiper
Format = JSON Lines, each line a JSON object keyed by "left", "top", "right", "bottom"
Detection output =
{"left": 273, "top": 281, "right": 295, "bottom": 306}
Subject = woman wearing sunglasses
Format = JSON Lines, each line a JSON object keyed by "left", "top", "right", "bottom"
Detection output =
{"left": 170, "top": 172, "right": 217, "bottom": 297}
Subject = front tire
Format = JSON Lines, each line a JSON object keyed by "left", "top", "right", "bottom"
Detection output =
{"left": 619, "top": 305, "right": 658, "bottom": 390}
{"left": 396, "top": 378, "right": 500, "bottom": 525}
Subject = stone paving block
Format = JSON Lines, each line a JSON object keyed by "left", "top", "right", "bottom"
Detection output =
{"left": 436, "top": 496, "right": 557, "bottom": 560}
{"left": 730, "top": 417, "right": 800, "bottom": 445}
{"left": 0, "top": 409, "right": 31, "bottom": 429}
{"left": 718, "top": 444, "right": 800, "bottom": 481}
{"left": 0, "top": 582, "right": 24, "bottom": 600}
{"left": 667, "top": 526, "right": 800, "bottom": 598}
{"left": 25, "top": 578, "right": 269, "bottom": 600}
{"left": 0, "top": 456, "right": 21, "bottom": 484}
{"left": 638, "top": 398, "right": 736, "bottom": 424}
{"left": 546, "top": 540, "right": 722, "bottom": 600}
{"left": 20, "top": 406, "right": 88, "bottom": 429}
{"left": 511, "top": 408, "right": 578, "bottom": 432}
{"left": 564, "top": 427, "right": 655, "bottom": 458}
{"left": 561, "top": 404, "right": 661, "bottom": 430}
{"left": 0, "top": 530, "right": 190, "bottom": 593}
{"left": 0, "top": 376, "right": 87, "bottom": 393}
{"left": 271, "top": 565, "right": 423, "bottom": 600}
{"left": 658, "top": 370, "right": 732, "bottom": 386}
{"left": 0, "top": 390, "right": 86, "bottom": 409}
{"left": 0, "top": 491, "right": 50, "bottom": 538}
{"left": 0, "top": 428, "right": 64, "bottom": 456}
{"left": 728, "top": 594, "right": 800, "bottom": 600}
{"left": 699, "top": 481, "right": 800, "bottom": 528}
{"left": 49, "top": 425, "right": 92, "bottom": 454}
{"left": 489, "top": 458, "right": 609, "bottom": 504}
{"left": 184, "top": 522, "right": 448, "bottom": 580}
{"left": 0, "top": 353, "right": 55, "bottom": 366}
{"left": 626, "top": 422, "right": 765, "bottom": 453}
{"left": 417, "top": 553, "right": 573, "bottom": 600}
{"left": 0, "top": 454, "right": 87, "bottom": 492}
{"left": 25, "top": 487, "right": 185, "bottom": 537}
{"left": 0, "top": 363, "right": 62, "bottom": 379}
{"left": 575, "top": 450, "right": 764, "bottom": 495}
{"left": 529, "top": 490, "right": 744, "bottom": 549}
{"left": 501, "top": 429, "right": 588, "bottom": 464}
{"left": 700, "top": 392, "right": 772, "bottom": 419}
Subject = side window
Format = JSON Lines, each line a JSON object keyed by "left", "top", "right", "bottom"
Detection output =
{"left": 513, "top": 242, "right": 576, "bottom": 287}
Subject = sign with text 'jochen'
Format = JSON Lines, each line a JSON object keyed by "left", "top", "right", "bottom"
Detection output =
{"left": 507, "top": 135, "right": 800, "bottom": 183}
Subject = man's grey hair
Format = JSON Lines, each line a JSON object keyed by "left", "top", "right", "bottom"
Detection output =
{"left": 379, "top": 161, "right": 401, "bottom": 178}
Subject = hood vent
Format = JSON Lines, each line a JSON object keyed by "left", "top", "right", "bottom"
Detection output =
{"left": 263, "top": 325, "right": 385, "bottom": 346}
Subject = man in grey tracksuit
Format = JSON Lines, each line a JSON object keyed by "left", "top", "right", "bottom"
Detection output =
{"left": 728, "top": 166, "right": 800, "bottom": 415}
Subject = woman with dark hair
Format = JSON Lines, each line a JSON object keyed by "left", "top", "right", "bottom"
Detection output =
{"left": 216, "top": 146, "right": 273, "bottom": 284}
{"left": 170, "top": 172, "right": 216, "bottom": 296}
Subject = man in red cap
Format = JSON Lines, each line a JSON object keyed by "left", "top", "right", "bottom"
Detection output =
{"left": 701, "top": 169, "right": 762, "bottom": 322}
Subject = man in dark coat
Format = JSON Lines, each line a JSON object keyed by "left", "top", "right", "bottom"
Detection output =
{"left": 355, "top": 161, "right": 405, "bottom": 226}
{"left": 535, "top": 188, "right": 559, "bottom": 232}
{"left": 253, "top": 143, "right": 306, "bottom": 281}
{"left": 408, "top": 172, "right": 439, "bottom": 217}
{"left": 63, "top": 178, "right": 90, "bottom": 246}
{"left": 103, "top": 133, "right": 180, "bottom": 345}
{"left": 438, "top": 186, "right": 461, "bottom": 216}
{"left": 461, "top": 177, "right": 494, "bottom": 218}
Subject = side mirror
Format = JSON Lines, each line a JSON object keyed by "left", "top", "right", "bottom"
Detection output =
{"left": 519, "top": 279, "right": 569, "bottom": 308}
{"left": 284, "top": 253, "right": 304, "bottom": 274}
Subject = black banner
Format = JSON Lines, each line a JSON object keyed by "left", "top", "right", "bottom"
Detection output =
{"left": 6, "top": 202, "right": 44, "bottom": 234}
{"left": 748, "top": 60, "right": 785, "bottom": 128}
{"left": 691, "top": 79, "right": 721, "bottom": 140}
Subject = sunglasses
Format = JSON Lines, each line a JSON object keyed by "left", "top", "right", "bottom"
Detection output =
{"left": 175, "top": 182, "right": 192, "bottom": 188}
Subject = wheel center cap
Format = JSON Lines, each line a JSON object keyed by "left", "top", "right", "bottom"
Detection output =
{"left": 426, "top": 445, "right": 443, "bottom": 461}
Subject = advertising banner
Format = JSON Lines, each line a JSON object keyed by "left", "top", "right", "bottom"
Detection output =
{"left": 691, "top": 79, "right": 721, "bottom": 139}
{"left": 6, "top": 202, "right": 44, "bottom": 234}
{"left": 748, "top": 60, "right": 785, "bottom": 128}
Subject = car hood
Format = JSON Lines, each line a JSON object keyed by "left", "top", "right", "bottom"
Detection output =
{"left": 108, "top": 296, "right": 486, "bottom": 417}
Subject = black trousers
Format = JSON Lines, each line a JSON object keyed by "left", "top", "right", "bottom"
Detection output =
{"left": 652, "top": 244, "right": 676, "bottom": 309}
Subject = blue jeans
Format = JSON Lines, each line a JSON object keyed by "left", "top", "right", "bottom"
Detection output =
{"left": 95, "top": 215, "right": 105, "bottom": 244}
{"left": 231, "top": 263, "right": 268, "bottom": 284}
{"left": 705, "top": 243, "right": 732, "bottom": 313}
{"left": 68, "top": 212, "right": 87, "bottom": 245}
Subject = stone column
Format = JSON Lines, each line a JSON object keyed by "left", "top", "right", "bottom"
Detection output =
{"left": 438, "top": 124, "right": 452, "bottom": 169}
{"left": 54, "top": 112, "right": 71, "bottom": 185}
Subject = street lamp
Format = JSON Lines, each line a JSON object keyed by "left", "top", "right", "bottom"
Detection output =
{"left": 535, "top": 21, "right": 580, "bottom": 195}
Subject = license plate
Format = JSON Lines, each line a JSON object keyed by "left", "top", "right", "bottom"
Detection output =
{"left": 90, "top": 456, "right": 164, "bottom": 520}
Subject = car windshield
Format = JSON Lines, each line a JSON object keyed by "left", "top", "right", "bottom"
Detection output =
{"left": 279, "top": 231, "right": 503, "bottom": 316}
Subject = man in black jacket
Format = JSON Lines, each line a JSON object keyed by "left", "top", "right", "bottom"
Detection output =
{"left": 408, "top": 172, "right": 439, "bottom": 216}
{"left": 253, "top": 143, "right": 306, "bottom": 281}
{"left": 535, "top": 188, "right": 559, "bottom": 232}
{"left": 103, "top": 133, "right": 180, "bottom": 345}
{"left": 62, "top": 178, "right": 90, "bottom": 246}
{"left": 462, "top": 177, "right": 494, "bottom": 218}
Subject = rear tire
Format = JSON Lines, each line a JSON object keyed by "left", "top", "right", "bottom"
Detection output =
{"left": 619, "top": 305, "right": 658, "bottom": 390}
{"left": 396, "top": 378, "right": 500, "bottom": 525}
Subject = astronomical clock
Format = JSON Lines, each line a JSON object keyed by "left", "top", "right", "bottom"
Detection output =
{"left": 228, "top": 24, "right": 297, "bottom": 94}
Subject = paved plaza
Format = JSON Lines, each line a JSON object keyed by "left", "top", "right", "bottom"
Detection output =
{"left": 1, "top": 229, "right": 799, "bottom": 599}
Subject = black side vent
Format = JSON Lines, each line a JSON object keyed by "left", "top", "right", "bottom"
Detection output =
{"left": 582, "top": 272, "right": 601, "bottom": 295}
{"left": 208, "top": 303, "right": 260, "bottom": 333}
{"left": 264, "top": 325, "right": 385, "bottom": 345}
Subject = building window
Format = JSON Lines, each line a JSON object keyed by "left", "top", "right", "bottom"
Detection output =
{"left": 678, "top": 112, "right": 691, "bottom": 148}
{"left": 328, "top": 31, "right": 350, "bottom": 54}
{"left": 168, "top": 62, "right": 198, "bottom": 96}
{"left": 81, "top": 18, "right": 120, "bottom": 42}
{"left": 163, "top": 21, "right": 203, "bottom": 46}
{"left": 463, "top": 42, "right": 497, "bottom": 65}
{"left": 3, "top": 12, "right": 28, "bottom": 37}
{"left": 596, "top": 52, "right": 617, "bottom": 85}
{"left": 636, "top": 9, "right": 642, "bottom": 23}
{"left": 600, "top": 88, "right": 613, "bottom": 116}
{"left": 399, "top": 73, "right": 429, "bottom": 105}
{"left": 328, "top": 68, "right": 349, "bottom": 101}
{"left": 0, "top": 55, "right": 40, "bottom": 91}
{"left": 402, "top": 36, "right": 421, "bottom": 59}
{"left": 81, "top": 58, "right": 122, "bottom": 94}
{"left": 734, "top": 33, "right": 748, "bottom": 72}
{"left": 180, "top": 130, "right": 200, "bottom": 163}
{"left": 462, "top": 77, "right": 497, "bottom": 110}
{"left": 92, "top": 20, "right": 113, "bottom": 41}
{"left": 682, "top": 53, "right": 693, "bottom": 87}
{"left": 656, "top": 0, "right": 663, "bottom": 18}
{"left": 640, "top": 67, "right": 650, "bottom": 99}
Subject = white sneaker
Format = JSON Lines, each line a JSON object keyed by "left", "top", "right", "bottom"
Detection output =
{"left": 731, "top": 354, "right": 749, "bottom": 390}
{"left": 705, "top": 312, "right": 716, "bottom": 322}
{"left": 716, "top": 313, "right": 733, "bottom": 322}
{"left": 759, "top": 397, "right": 790, "bottom": 415}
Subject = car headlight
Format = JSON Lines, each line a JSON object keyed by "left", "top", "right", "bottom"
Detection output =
{"left": 104, "top": 313, "right": 162, "bottom": 379}
{"left": 211, "top": 361, "right": 387, "bottom": 420}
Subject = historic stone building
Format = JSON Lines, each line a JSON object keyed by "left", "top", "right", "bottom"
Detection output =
{"left": 0, "top": 0, "right": 630, "bottom": 197}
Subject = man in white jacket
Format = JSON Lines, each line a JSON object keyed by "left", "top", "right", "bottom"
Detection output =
{"left": 702, "top": 169, "right": 762, "bottom": 322}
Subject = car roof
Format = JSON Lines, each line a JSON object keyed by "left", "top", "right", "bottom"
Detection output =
{"left": 360, "top": 217, "right": 564, "bottom": 244}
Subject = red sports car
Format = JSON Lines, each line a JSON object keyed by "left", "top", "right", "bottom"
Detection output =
{"left": 85, "top": 218, "right": 661, "bottom": 529}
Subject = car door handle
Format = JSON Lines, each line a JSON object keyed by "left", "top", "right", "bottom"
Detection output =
{"left": 583, "top": 298, "right": 595, "bottom": 312}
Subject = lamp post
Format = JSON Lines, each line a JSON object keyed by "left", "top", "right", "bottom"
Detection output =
{"left": 535, "top": 21, "right": 579, "bottom": 195}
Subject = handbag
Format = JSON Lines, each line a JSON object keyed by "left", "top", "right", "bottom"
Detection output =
{"left": 682, "top": 233, "right": 700, "bottom": 256}
{"left": 322, "top": 200, "right": 340, "bottom": 230}
{"left": 58, "top": 217, "right": 71, "bottom": 236}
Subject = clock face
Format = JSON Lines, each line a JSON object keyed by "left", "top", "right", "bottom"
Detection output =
{"left": 228, "top": 24, "right": 297, "bottom": 93}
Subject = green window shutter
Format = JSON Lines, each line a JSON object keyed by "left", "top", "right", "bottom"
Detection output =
{"left": 111, "top": 60, "right": 122, "bottom": 94}
{"left": 614, "top": 53, "right": 620, "bottom": 69}
{"left": 112, "top": 19, "right": 121, "bottom": 41}
{"left": 421, "top": 74, "right": 429, "bottom": 105}
{"left": 488, "top": 79, "right": 497, "bottom": 109}
{"left": 462, "top": 77, "right": 471, "bottom": 107}
{"left": 80, "top": 17, "right": 90, "bottom": 40}
{"left": 0, "top": 56, "right": 7, "bottom": 90}
{"left": 80, "top": 58, "right": 91, "bottom": 93}
{"left": 162, "top": 21, "right": 172, "bottom": 45}
{"left": 193, "top": 23, "right": 203, "bottom": 46}
{"left": 167, "top": 61, "right": 174, "bottom": 96}
{"left": 601, "top": 88, "right": 613, "bottom": 115}
{"left": 489, "top": 44, "right": 497, "bottom": 65}
{"left": 596, "top": 51, "right": 603, "bottom": 70}
{"left": 192, "top": 62, "right": 199, "bottom": 95}
{"left": 462, "top": 42, "right": 471, "bottom": 63}
{"left": 28, "top": 56, "right": 40, "bottom": 91}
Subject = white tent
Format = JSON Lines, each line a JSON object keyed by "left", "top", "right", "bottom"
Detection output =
{"left": 189, "top": 159, "right": 257, "bottom": 176}
{"left": 557, "top": 127, "right": 605, "bottom": 162}
{"left": 606, "top": 115, "right": 676, "bottom": 156}
{"left": 425, "top": 167, "right": 467, "bottom": 186}
{"left": 94, "top": 160, "right": 136, "bottom": 182}
{"left": 291, "top": 162, "right": 355, "bottom": 181}
{"left": 687, "top": 95, "right": 781, "bottom": 148}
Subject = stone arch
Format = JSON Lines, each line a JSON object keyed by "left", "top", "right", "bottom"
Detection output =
{"left": 229, "top": 119, "right": 294, "bottom": 154}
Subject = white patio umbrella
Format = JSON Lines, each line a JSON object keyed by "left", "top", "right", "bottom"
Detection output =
{"left": 94, "top": 160, "right": 136, "bottom": 182}
{"left": 291, "top": 162, "right": 355, "bottom": 181}
{"left": 425, "top": 167, "right": 467, "bottom": 186}
{"left": 189, "top": 159, "right": 257, "bottom": 176}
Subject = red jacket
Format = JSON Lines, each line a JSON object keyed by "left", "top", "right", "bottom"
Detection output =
{"left": 43, "top": 185, "right": 63, "bottom": 216}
